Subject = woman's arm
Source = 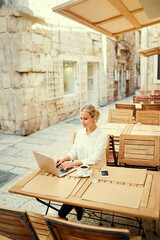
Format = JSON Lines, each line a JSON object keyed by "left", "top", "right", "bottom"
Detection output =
{"left": 59, "top": 160, "right": 82, "bottom": 171}
{"left": 56, "top": 155, "right": 70, "bottom": 167}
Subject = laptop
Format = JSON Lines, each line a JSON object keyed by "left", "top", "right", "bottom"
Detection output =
{"left": 33, "top": 152, "right": 77, "bottom": 177}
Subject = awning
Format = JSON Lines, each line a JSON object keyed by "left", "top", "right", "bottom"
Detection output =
{"left": 52, "top": 0, "right": 160, "bottom": 37}
{"left": 138, "top": 46, "right": 160, "bottom": 57}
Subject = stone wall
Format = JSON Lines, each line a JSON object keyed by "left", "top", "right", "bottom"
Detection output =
{"left": 0, "top": 4, "right": 137, "bottom": 135}
{"left": 140, "top": 24, "right": 160, "bottom": 92}
{"left": 106, "top": 32, "right": 137, "bottom": 103}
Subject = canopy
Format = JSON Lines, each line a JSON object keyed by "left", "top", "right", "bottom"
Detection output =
{"left": 52, "top": 0, "right": 160, "bottom": 37}
{"left": 138, "top": 46, "right": 160, "bottom": 57}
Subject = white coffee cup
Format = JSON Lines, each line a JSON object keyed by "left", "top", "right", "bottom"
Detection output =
{"left": 78, "top": 165, "right": 89, "bottom": 175}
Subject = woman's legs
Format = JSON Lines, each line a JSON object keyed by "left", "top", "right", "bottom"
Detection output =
{"left": 58, "top": 204, "right": 73, "bottom": 218}
{"left": 58, "top": 204, "right": 83, "bottom": 220}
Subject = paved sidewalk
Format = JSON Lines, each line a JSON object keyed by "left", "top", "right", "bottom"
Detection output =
{"left": 0, "top": 95, "right": 160, "bottom": 239}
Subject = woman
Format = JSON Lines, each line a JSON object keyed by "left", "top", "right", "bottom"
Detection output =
{"left": 56, "top": 104, "right": 108, "bottom": 220}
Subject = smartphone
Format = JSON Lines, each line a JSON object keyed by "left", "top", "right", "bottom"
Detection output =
{"left": 101, "top": 170, "right": 109, "bottom": 177}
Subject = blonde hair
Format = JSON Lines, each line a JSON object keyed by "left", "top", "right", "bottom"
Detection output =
{"left": 80, "top": 104, "right": 100, "bottom": 123}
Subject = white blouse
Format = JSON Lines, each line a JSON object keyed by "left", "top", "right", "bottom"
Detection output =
{"left": 67, "top": 128, "right": 108, "bottom": 166}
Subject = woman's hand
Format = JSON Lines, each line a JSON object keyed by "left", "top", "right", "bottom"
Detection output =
{"left": 59, "top": 161, "right": 74, "bottom": 171}
{"left": 55, "top": 159, "right": 65, "bottom": 167}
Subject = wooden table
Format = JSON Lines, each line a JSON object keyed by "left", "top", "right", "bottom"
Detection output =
{"left": 99, "top": 123, "right": 129, "bottom": 140}
{"left": 8, "top": 165, "right": 159, "bottom": 220}
{"left": 123, "top": 124, "right": 160, "bottom": 137}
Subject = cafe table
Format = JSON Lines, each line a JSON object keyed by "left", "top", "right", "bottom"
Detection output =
{"left": 98, "top": 122, "right": 130, "bottom": 141}
{"left": 8, "top": 165, "right": 159, "bottom": 223}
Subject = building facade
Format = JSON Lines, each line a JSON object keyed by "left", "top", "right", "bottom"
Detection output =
{"left": 0, "top": 3, "right": 138, "bottom": 135}
{"left": 140, "top": 24, "right": 160, "bottom": 92}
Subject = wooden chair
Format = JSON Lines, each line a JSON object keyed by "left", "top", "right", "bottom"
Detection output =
{"left": 133, "top": 95, "right": 136, "bottom": 103}
{"left": 115, "top": 103, "right": 136, "bottom": 118}
{"left": 108, "top": 109, "right": 133, "bottom": 124}
{"left": 138, "top": 90, "right": 151, "bottom": 96}
{"left": 0, "top": 206, "right": 51, "bottom": 240}
{"left": 134, "top": 96, "right": 152, "bottom": 103}
{"left": 136, "top": 110, "right": 160, "bottom": 125}
{"left": 119, "top": 134, "right": 159, "bottom": 169}
{"left": 152, "top": 95, "right": 160, "bottom": 103}
{"left": 106, "top": 135, "right": 118, "bottom": 166}
{"left": 142, "top": 104, "right": 160, "bottom": 111}
{"left": 45, "top": 216, "right": 141, "bottom": 240}
{"left": 154, "top": 90, "right": 160, "bottom": 95}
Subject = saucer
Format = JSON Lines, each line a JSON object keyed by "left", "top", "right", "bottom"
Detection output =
{"left": 77, "top": 170, "right": 91, "bottom": 177}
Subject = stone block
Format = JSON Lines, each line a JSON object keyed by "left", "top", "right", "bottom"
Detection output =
{"left": 0, "top": 48, "right": 4, "bottom": 62}
{"left": 32, "top": 52, "right": 46, "bottom": 72}
{"left": 18, "top": 18, "right": 32, "bottom": 32}
{"left": 23, "top": 119, "right": 37, "bottom": 135}
{"left": 20, "top": 32, "right": 32, "bottom": 51}
{"left": 0, "top": 17, "right": 7, "bottom": 33}
{"left": 16, "top": 51, "right": 32, "bottom": 72}
{"left": 40, "top": 117, "right": 49, "bottom": 130}
{"left": 43, "top": 37, "right": 51, "bottom": 53}
{"left": 2, "top": 72, "right": 11, "bottom": 88}
{"left": 7, "top": 16, "right": 20, "bottom": 33}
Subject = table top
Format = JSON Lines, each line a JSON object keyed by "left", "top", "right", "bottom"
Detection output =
{"left": 99, "top": 123, "right": 128, "bottom": 139}
{"left": 124, "top": 124, "right": 160, "bottom": 137}
{"left": 8, "top": 165, "right": 159, "bottom": 220}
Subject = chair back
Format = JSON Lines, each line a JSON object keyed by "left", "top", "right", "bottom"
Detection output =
{"left": 0, "top": 207, "right": 38, "bottom": 240}
{"left": 106, "top": 135, "right": 118, "bottom": 166}
{"left": 115, "top": 103, "right": 135, "bottom": 118}
{"left": 45, "top": 216, "right": 130, "bottom": 240}
{"left": 152, "top": 95, "right": 160, "bottom": 103}
{"left": 136, "top": 110, "right": 160, "bottom": 125}
{"left": 135, "top": 96, "right": 152, "bottom": 103}
{"left": 154, "top": 90, "right": 160, "bottom": 95}
{"left": 138, "top": 90, "right": 151, "bottom": 96}
{"left": 142, "top": 104, "right": 160, "bottom": 111}
{"left": 108, "top": 109, "right": 133, "bottom": 124}
{"left": 119, "top": 134, "right": 159, "bottom": 167}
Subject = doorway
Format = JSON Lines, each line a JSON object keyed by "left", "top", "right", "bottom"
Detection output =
{"left": 118, "top": 64, "right": 126, "bottom": 98}
{"left": 87, "top": 63, "right": 98, "bottom": 106}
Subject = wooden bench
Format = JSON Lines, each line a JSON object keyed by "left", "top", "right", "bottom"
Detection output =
{"left": 45, "top": 216, "right": 141, "bottom": 240}
{"left": 136, "top": 110, "right": 160, "bottom": 125}
{"left": 0, "top": 206, "right": 51, "bottom": 240}
{"left": 119, "top": 134, "right": 160, "bottom": 169}
{"left": 108, "top": 109, "right": 133, "bottom": 124}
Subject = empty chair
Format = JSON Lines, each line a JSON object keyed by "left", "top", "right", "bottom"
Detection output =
{"left": 136, "top": 110, "right": 160, "bottom": 125}
{"left": 152, "top": 95, "right": 160, "bottom": 103}
{"left": 115, "top": 103, "right": 136, "bottom": 118}
{"left": 138, "top": 90, "right": 151, "bottom": 96}
{"left": 135, "top": 96, "right": 152, "bottom": 103}
{"left": 106, "top": 135, "right": 118, "bottom": 166}
{"left": 108, "top": 109, "right": 133, "bottom": 124}
{"left": 0, "top": 206, "right": 50, "bottom": 240}
{"left": 119, "top": 134, "right": 159, "bottom": 168}
{"left": 45, "top": 216, "right": 141, "bottom": 240}
{"left": 142, "top": 104, "right": 160, "bottom": 111}
{"left": 154, "top": 90, "right": 160, "bottom": 95}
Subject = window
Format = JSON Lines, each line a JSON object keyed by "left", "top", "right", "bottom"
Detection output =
{"left": 158, "top": 54, "right": 160, "bottom": 80}
{"left": 154, "top": 55, "right": 160, "bottom": 83}
{"left": 63, "top": 62, "right": 75, "bottom": 94}
{"left": 46, "top": 61, "right": 63, "bottom": 100}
